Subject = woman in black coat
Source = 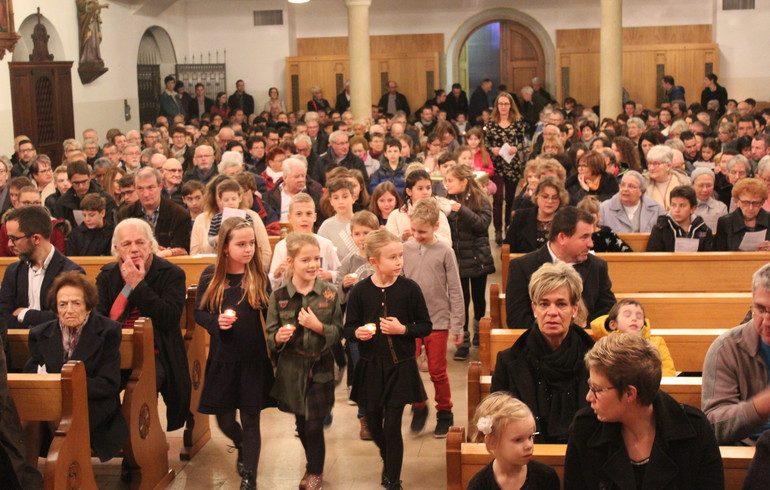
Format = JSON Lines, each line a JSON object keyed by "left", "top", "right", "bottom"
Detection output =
{"left": 504, "top": 177, "right": 568, "bottom": 253}
{"left": 24, "top": 272, "right": 128, "bottom": 462}
{"left": 566, "top": 150, "right": 619, "bottom": 204}
{"left": 491, "top": 262, "right": 594, "bottom": 443}
{"left": 564, "top": 334, "right": 723, "bottom": 489}
{"left": 715, "top": 178, "right": 770, "bottom": 251}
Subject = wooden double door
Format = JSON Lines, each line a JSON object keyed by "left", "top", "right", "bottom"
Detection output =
{"left": 499, "top": 21, "right": 545, "bottom": 95}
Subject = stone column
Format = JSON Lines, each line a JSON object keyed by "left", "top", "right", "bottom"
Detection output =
{"left": 346, "top": 0, "right": 372, "bottom": 120}
{"left": 600, "top": 0, "right": 622, "bottom": 120}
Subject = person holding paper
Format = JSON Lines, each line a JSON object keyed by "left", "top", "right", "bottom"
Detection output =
{"left": 116, "top": 167, "right": 190, "bottom": 257}
{"left": 715, "top": 178, "right": 770, "bottom": 251}
{"left": 647, "top": 185, "right": 714, "bottom": 252}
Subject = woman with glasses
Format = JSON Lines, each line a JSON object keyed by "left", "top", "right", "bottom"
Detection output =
{"left": 504, "top": 177, "right": 568, "bottom": 253}
{"left": 566, "top": 150, "right": 619, "bottom": 203}
{"left": 715, "top": 178, "right": 770, "bottom": 251}
{"left": 491, "top": 262, "right": 594, "bottom": 443}
{"left": 564, "top": 334, "right": 723, "bottom": 489}
{"left": 485, "top": 92, "right": 530, "bottom": 245}
{"left": 644, "top": 145, "right": 691, "bottom": 211}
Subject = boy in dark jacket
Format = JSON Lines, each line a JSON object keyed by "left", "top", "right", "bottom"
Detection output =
{"left": 66, "top": 193, "right": 115, "bottom": 256}
{"left": 647, "top": 185, "right": 713, "bottom": 252}
{"left": 368, "top": 138, "right": 407, "bottom": 195}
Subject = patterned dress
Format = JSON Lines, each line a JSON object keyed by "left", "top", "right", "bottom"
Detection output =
{"left": 484, "top": 119, "right": 529, "bottom": 181}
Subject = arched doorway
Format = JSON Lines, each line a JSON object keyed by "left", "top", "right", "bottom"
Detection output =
{"left": 447, "top": 8, "right": 554, "bottom": 97}
{"left": 136, "top": 26, "right": 177, "bottom": 125}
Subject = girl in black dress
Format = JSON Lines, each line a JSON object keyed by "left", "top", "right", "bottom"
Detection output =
{"left": 195, "top": 217, "right": 273, "bottom": 490}
{"left": 468, "top": 392, "right": 560, "bottom": 490}
{"left": 344, "top": 230, "right": 432, "bottom": 490}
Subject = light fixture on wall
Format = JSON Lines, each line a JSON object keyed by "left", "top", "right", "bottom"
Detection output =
{"left": 288, "top": 0, "right": 310, "bottom": 4}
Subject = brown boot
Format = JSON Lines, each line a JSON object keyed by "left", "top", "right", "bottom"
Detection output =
{"left": 305, "top": 473, "right": 323, "bottom": 490}
{"left": 359, "top": 417, "right": 372, "bottom": 440}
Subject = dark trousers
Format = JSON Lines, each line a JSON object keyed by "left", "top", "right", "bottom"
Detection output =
{"left": 461, "top": 275, "right": 488, "bottom": 344}
{"left": 365, "top": 406, "right": 405, "bottom": 483}
{"left": 492, "top": 174, "right": 519, "bottom": 233}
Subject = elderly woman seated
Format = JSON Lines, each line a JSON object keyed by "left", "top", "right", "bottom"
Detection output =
{"left": 564, "top": 334, "right": 723, "bottom": 489}
{"left": 566, "top": 150, "right": 619, "bottom": 203}
{"left": 720, "top": 154, "right": 752, "bottom": 210}
{"left": 644, "top": 145, "right": 691, "bottom": 211}
{"left": 23, "top": 271, "right": 128, "bottom": 463}
{"left": 691, "top": 167, "right": 728, "bottom": 230}
{"left": 599, "top": 171, "right": 665, "bottom": 234}
{"left": 491, "top": 262, "right": 594, "bottom": 443}
{"left": 504, "top": 177, "right": 569, "bottom": 253}
{"left": 715, "top": 177, "right": 770, "bottom": 251}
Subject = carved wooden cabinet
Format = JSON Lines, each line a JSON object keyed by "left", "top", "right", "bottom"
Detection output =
{"left": 9, "top": 61, "right": 74, "bottom": 166}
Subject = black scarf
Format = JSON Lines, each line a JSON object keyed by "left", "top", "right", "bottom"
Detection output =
{"left": 524, "top": 325, "right": 587, "bottom": 442}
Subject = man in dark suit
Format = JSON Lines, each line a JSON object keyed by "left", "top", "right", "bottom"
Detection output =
{"left": 96, "top": 218, "right": 191, "bottom": 432}
{"left": 117, "top": 167, "right": 190, "bottom": 256}
{"left": 468, "top": 79, "right": 493, "bottom": 125}
{"left": 316, "top": 130, "right": 369, "bottom": 187}
{"left": 0, "top": 206, "right": 85, "bottom": 349}
{"left": 444, "top": 83, "right": 469, "bottom": 121}
{"left": 189, "top": 83, "right": 214, "bottom": 121}
{"left": 377, "top": 80, "right": 410, "bottom": 117}
{"left": 24, "top": 271, "right": 128, "bottom": 462}
{"left": 228, "top": 80, "right": 255, "bottom": 118}
{"left": 505, "top": 206, "right": 616, "bottom": 329}
{"left": 334, "top": 80, "right": 351, "bottom": 114}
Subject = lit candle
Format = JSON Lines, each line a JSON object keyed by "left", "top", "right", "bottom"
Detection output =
{"left": 364, "top": 323, "right": 377, "bottom": 334}
{"left": 223, "top": 309, "right": 236, "bottom": 318}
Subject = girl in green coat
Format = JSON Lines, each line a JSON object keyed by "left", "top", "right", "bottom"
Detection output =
{"left": 266, "top": 233, "right": 343, "bottom": 490}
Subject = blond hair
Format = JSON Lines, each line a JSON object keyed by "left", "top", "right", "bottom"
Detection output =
{"left": 585, "top": 334, "right": 661, "bottom": 406}
{"left": 289, "top": 192, "right": 316, "bottom": 214}
{"left": 409, "top": 197, "right": 440, "bottom": 226}
{"left": 528, "top": 262, "right": 582, "bottom": 306}
{"left": 350, "top": 210, "right": 379, "bottom": 230}
{"left": 286, "top": 233, "right": 320, "bottom": 259}
{"left": 471, "top": 392, "right": 533, "bottom": 443}
{"left": 363, "top": 229, "right": 401, "bottom": 259}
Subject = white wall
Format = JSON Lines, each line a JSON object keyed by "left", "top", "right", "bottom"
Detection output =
{"left": 0, "top": 0, "right": 189, "bottom": 154}
{"left": 184, "top": 0, "right": 292, "bottom": 115}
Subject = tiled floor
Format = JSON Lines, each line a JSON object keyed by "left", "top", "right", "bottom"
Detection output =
{"left": 63, "top": 242, "right": 505, "bottom": 489}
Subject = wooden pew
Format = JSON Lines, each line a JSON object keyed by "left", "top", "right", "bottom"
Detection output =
{"left": 9, "top": 319, "right": 175, "bottom": 489}
{"left": 617, "top": 232, "right": 650, "bottom": 252}
{"left": 478, "top": 320, "right": 724, "bottom": 374}
{"left": 488, "top": 285, "right": 749, "bottom": 330}
{"left": 446, "top": 426, "right": 755, "bottom": 490}
{"left": 500, "top": 245, "right": 770, "bottom": 294}
{"left": 180, "top": 285, "right": 210, "bottom": 461}
{"left": 8, "top": 361, "right": 98, "bottom": 490}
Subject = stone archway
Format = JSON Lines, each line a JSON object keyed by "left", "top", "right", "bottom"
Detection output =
{"left": 13, "top": 13, "right": 66, "bottom": 62}
{"left": 446, "top": 8, "right": 554, "bottom": 95}
{"left": 136, "top": 26, "right": 177, "bottom": 124}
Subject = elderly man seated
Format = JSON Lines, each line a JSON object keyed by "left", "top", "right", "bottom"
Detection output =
{"left": 703, "top": 263, "right": 770, "bottom": 445}
{"left": 644, "top": 145, "right": 691, "bottom": 211}
{"left": 599, "top": 170, "right": 665, "bottom": 233}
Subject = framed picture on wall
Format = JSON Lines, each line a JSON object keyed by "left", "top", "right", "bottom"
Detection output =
{"left": 0, "top": 0, "right": 20, "bottom": 59}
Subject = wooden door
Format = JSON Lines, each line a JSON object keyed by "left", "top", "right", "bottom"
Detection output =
{"left": 500, "top": 22, "right": 545, "bottom": 94}
{"left": 9, "top": 62, "right": 74, "bottom": 166}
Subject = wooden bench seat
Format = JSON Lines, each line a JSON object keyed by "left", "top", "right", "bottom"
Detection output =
{"left": 446, "top": 426, "right": 755, "bottom": 490}
{"left": 9, "top": 319, "right": 174, "bottom": 489}
{"left": 500, "top": 245, "right": 770, "bottom": 294}
{"left": 180, "top": 285, "right": 210, "bottom": 461}
{"left": 8, "top": 361, "right": 98, "bottom": 490}
{"left": 617, "top": 232, "right": 650, "bottom": 252}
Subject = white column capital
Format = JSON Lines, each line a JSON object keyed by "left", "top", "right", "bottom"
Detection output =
{"left": 345, "top": 0, "right": 372, "bottom": 7}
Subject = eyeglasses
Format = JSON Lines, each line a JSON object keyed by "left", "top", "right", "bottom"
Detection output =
{"left": 738, "top": 199, "right": 763, "bottom": 208}
{"left": 8, "top": 233, "right": 32, "bottom": 243}
{"left": 163, "top": 168, "right": 183, "bottom": 173}
{"left": 20, "top": 201, "right": 41, "bottom": 206}
{"left": 587, "top": 380, "right": 616, "bottom": 398}
{"left": 70, "top": 179, "right": 89, "bottom": 186}
{"left": 538, "top": 194, "right": 560, "bottom": 202}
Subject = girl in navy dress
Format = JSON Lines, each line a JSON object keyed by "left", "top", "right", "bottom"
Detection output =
{"left": 344, "top": 230, "right": 432, "bottom": 489}
{"left": 195, "top": 217, "right": 273, "bottom": 490}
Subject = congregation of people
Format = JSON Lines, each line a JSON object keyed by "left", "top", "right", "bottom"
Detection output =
{"left": 3, "top": 69, "right": 770, "bottom": 490}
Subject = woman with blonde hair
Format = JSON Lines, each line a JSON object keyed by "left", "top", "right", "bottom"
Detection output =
{"left": 484, "top": 91, "right": 530, "bottom": 244}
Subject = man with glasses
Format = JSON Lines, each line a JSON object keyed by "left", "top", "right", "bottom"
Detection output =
{"left": 52, "top": 161, "right": 117, "bottom": 229}
{"left": 0, "top": 206, "right": 83, "bottom": 341}
{"left": 10, "top": 140, "right": 36, "bottom": 178}
{"left": 161, "top": 158, "right": 184, "bottom": 206}
{"left": 120, "top": 143, "right": 142, "bottom": 174}
{"left": 0, "top": 186, "right": 67, "bottom": 257}
{"left": 316, "top": 130, "right": 368, "bottom": 186}
{"left": 183, "top": 145, "right": 218, "bottom": 186}
{"left": 703, "top": 262, "right": 770, "bottom": 444}
{"left": 117, "top": 167, "right": 190, "bottom": 256}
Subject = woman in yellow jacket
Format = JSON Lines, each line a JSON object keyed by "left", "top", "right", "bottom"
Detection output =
{"left": 589, "top": 298, "right": 677, "bottom": 377}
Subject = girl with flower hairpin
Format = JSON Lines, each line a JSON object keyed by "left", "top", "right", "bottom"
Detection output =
{"left": 469, "top": 392, "right": 559, "bottom": 490}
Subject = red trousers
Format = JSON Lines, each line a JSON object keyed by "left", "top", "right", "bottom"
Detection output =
{"left": 413, "top": 330, "right": 452, "bottom": 412}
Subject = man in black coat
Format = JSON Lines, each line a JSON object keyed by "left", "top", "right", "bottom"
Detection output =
{"left": 189, "top": 83, "right": 215, "bottom": 121}
{"left": 316, "top": 130, "right": 369, "bottom": 187}
{"left": 52, "top": 161, "right": 117, "bottom": 229}
{"left": 334, "top": 81, "right": 351, "bottom": 114}
{"left": 117, "top": 167, "right": 190, "bottom": 256}
{"left": 444, "top": 83, "right": 469, "bottom": 121}
{"left": 96, "top": 218, "right": 191, "bottom": 432}
{"left": 228, "top": 79, "right": 255, "bottom": 118}
{"left": 377, "top": 80, "right": 410, "bottom": 117}
{"left": 0, "top": 207, "right": 85, "bottom": 347}
{"left": 505, "top": 207, "right": 616, "bottom": 329}
{"left": 468, "top": 79, "right": 493, "bottom": 125}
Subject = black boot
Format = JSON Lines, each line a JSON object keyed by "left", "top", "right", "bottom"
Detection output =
{"left": 228, "top": 442, "right": 245, "bottom": 477}
{"left": 240, "top": 470, "right": 256, "bottom": 490}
